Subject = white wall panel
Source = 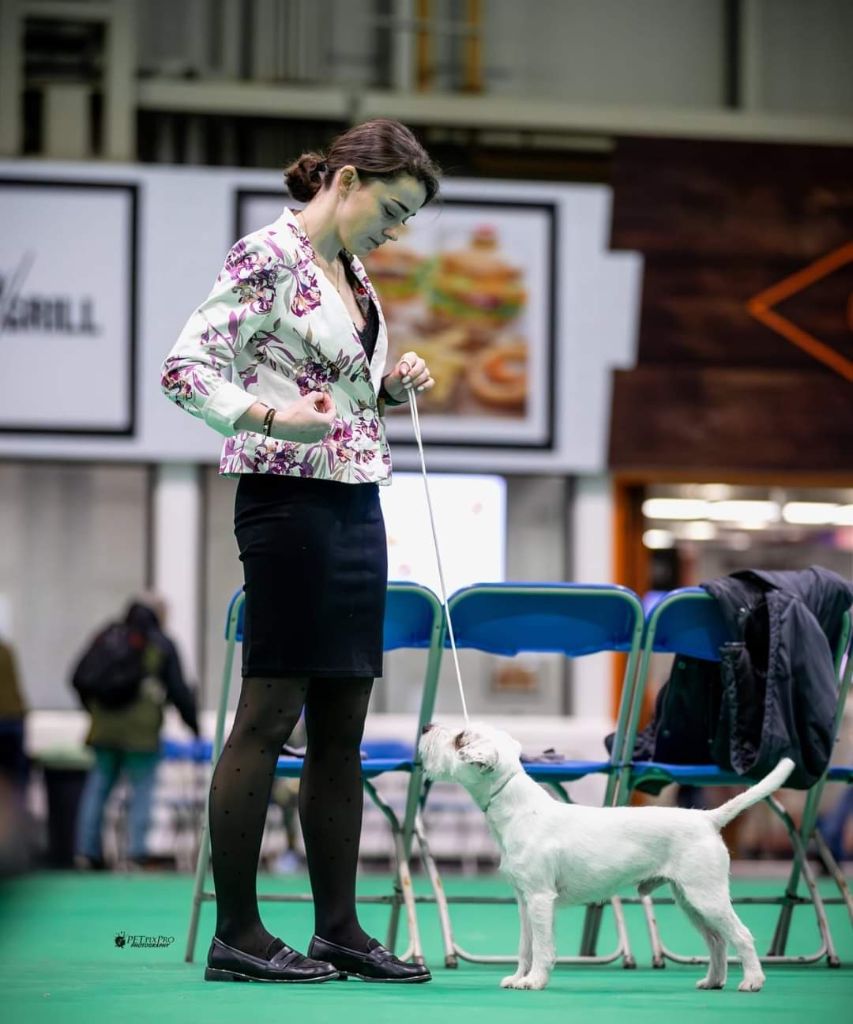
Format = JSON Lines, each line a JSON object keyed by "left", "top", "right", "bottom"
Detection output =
{"left": 0, "top": 161, "right": 642, "bottom": 476}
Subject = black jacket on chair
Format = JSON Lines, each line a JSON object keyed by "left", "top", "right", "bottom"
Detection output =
{"left": 612, "top": 567, "right": 853, "bottom": 791}
{"left": 701, "top": 567, "right": 852, "bottom": 789}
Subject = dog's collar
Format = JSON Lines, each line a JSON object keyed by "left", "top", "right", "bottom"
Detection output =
{"left": 480, "top": 770, "right": 522, "bottom": 813}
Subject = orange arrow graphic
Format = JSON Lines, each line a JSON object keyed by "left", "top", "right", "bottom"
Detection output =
{"left": 747, "top": 241, "right": 853, "bottom": 382}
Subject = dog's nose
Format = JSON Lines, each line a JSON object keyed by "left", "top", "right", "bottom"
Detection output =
{"left": 421, "top": 723, "right": 434, "bottom": 735}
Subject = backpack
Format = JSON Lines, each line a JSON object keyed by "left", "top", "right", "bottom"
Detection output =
{"left": 71, "top": 622, "right": 149, "bottom": 709}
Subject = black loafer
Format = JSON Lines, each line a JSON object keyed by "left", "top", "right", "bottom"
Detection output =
{"left": 204, "top": 936, "right": 343, "bottom": 983}
{"left": 307, "top": 935, "right": 431, "bottom": 983}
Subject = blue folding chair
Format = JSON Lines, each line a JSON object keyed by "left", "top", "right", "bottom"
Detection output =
{"left": 624, "top": 587, "right": 853, "bottom": 968}
{"left": 814, "top": 764, "right": 853, "bottom": 922}
{"left": 184, "top": 581, "right": 444, "bottom": 964}
{"left": 409, "top": 582, "right": 645, "bottom": 969}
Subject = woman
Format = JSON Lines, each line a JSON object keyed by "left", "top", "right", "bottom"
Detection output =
{"left": 161, "top": 118, "right": 439, "bottom": 984}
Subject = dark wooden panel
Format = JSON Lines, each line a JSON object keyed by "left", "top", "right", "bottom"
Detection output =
{"left": 609, "top": 367, "right": 853, "bottom": 474}
{"left": 633, "top": 255, "right": 853, "bottom": 366}
{"left": 609, "top": 137, "right": 853, "bottom": 472}
{"left": 611, "top": 137, "right": 853, "bottom": 259}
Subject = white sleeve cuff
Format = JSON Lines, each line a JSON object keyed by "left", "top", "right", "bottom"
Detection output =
{"left": 201, "top": 383, "right": 258, "bottom": 437}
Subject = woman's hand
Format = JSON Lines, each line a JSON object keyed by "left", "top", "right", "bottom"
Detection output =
{"left": 272, "top": 392, "right": 336, "bottom": 442}
{"left": 383, "top": 351, "right": 435, "bottom": 403}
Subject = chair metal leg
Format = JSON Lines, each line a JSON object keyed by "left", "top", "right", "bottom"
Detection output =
{"left": 766, "top": 795, "right": 838, "bottom": 965}
{"left": 390, "top": 824, "right": 423, "bottom": 963}
{"left": 610, "top": 897, "right": 636, "bottom": 968}
{"left": 185, "top": 815, "right": 211, "bottom": 963}
{"left": 579, "top": 902, "right": 604, "bottom": 956}
{"left": 812, "top": 827, "right": 853, "bottom": 924}
{"left": 414, "top": 809, "right": 458, "bottom": 968}
{"left": 385, "top": 880, "right": 403, "bottom": 954}
{"left": 767, "top": 782, "right": 824, "bottom": 955}
{"left": 641, "top": 893, "right": 666, "bottom": 968}
{"left": 362, "top": 778, "right": 424, "bottom": 963}
{"left": 185, "top": 604, "right": 238, "bottom": 963}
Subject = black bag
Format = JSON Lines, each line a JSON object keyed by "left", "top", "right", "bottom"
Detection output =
{"left": 604, "top": 654, "right": 723, "bottom": 794}
{"left": 71, "top": 623, "right": 149, "bottom": 709}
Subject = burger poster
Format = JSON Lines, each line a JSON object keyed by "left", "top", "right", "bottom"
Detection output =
{"left": 237, "top": 191, "right": 556, "bottom": 449}
{"left": 362, "top": 197, "right": 556, "bottom": 448}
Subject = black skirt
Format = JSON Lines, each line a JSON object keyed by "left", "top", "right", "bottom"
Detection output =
{"left": 234, "top": 473, "right": 388, "bottom": 679}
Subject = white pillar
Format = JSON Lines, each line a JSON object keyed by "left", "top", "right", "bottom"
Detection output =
{"left": 570, "top": 473, "right": 614, "bottom": 720}
{"left": 103, "top": 0, "right": 136, "bottom": 160}
{"left": 43, "top": 83, "right": 92, "bottom": 159}
{"left": 738, "top": 0, "right": 763, "bottom": 111}
{"left": 0, "top": 0, "right": 23, "bottom": 156}
{"left": 391, "top": 0, "right": 416, "bottom": 91}
{"left": 152, "top": 463, "right": 202, "bottom": 684}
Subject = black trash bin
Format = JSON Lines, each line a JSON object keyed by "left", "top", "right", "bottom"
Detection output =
{"left": 37, "top": 751, "right": 92, "bottom": 868}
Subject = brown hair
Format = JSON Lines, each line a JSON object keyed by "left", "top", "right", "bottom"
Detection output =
{"left": 285, "top": 118, "right": 440, "bottom": 206}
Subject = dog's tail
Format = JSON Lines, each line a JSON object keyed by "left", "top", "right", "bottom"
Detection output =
{"left": 706, "top": 758, "right": 795, "bottom": 830}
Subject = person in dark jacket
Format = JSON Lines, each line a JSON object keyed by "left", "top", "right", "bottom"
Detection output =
{"left": 0, "top": 633, "right": 31, "bottom": 877}
{"left": 0, "top": 633, "right": 28, "bottom": 799}
{"left": 74, "top": 595, "right": 199, "bottom": 869}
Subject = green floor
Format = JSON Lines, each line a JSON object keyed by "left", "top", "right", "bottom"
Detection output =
{"left": 1, "top": 870, "right": 850, "bottom": 1024}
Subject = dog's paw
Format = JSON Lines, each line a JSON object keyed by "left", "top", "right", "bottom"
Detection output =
{"left": 500, "top": 974, "right": 526, "bottom": 988}
{"left": 696, "top": 977, "right": 725, "bottom": 990}
{"left": 737, "top": 976, "right": 764, "bottom": 992}
{"left": 512, "top": 972, "right": 549, "bottom": 990}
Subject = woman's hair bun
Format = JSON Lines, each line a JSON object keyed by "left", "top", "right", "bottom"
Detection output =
{"left": 284, "top": 152, "right": 328, "bottom": 202}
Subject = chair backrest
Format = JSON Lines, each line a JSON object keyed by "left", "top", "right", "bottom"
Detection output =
{"left": 217, "top": 582, "right": 445, "bottom": 766}
{"left": 223, "top": 581, "right": 443, "bottom": 648}
{"left": 629, "top": 590, "right": 853, "bottom": 795}
{"left": 645, "top": 587, "right": 852, "bottom": 667}
{"left": 443, "top": 583, "right": 645, "bottom": 805}
{"left": 618, "top": 588, "right": 734, "bottom": 796}
{"left": 225, "top": 589, "right": 246, "bottom": 642}
{"left": 384, "top": 581, "right": 444, "bottom": 651}
{"left": 645, "top": 587, "right": 734, "bottom": 662}
{"left": 445, "top": 583, "right": 644, "bottom": 657}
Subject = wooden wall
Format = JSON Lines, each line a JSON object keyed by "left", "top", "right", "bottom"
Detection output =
{"left": 608, "top": 137, "right": 853, "bottom": 474}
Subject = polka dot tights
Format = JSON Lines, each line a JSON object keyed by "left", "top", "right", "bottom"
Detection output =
{"left": 209, "top": 675, "right": 374, "bottom": 959}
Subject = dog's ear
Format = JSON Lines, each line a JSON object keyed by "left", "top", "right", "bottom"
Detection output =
{"left": 458, "top": 738, "right": 498, "bottom": 773}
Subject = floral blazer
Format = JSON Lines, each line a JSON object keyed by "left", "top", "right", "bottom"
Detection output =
{"left": 161, "top": 207, "right": 393, "bottom": 483}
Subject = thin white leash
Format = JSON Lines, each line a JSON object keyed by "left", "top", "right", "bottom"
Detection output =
{"left": 407, "top": 389, "right": 470, "bottom": 724}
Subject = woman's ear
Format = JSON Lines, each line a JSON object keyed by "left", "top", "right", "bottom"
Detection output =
{"left": 338, "top": 165, "right": 359, "bottom": 195}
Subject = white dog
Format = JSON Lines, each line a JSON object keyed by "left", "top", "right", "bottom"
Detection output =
{"left": 419, "top": 721, "right": 794, "bottom": 992}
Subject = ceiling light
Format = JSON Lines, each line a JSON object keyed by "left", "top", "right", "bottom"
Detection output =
{"left": 677, "top": 521, "right": 718, "bottom": 541}
{"left": 642, "top": 529, "right": 675, "bottom": 549}
{"left": 707, "top": 500, "right": 780, "bottom": 524}
{"left": 833, "top": 505, "right": 853, "bottom": 526}
{"left": 642, "top": 498, "right": 709, "bottom": 520}
{"left": 782, "top": 502, "right": 839, "bottom": 524}
{"left": 700, "top": 484, "right": 733, "bottom": 501}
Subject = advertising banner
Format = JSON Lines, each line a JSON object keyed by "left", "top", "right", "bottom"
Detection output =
{"left": 0, "top": 179, "right": 137, "bottom": 435}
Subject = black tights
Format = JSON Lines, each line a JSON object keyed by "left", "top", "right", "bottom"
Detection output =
{"left": 209, "top": 675, "right": 374, "bottom": 958}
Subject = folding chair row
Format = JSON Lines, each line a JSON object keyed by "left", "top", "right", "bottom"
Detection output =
{"left": 186, "top": 580, "right": 851, "bottom": 972}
